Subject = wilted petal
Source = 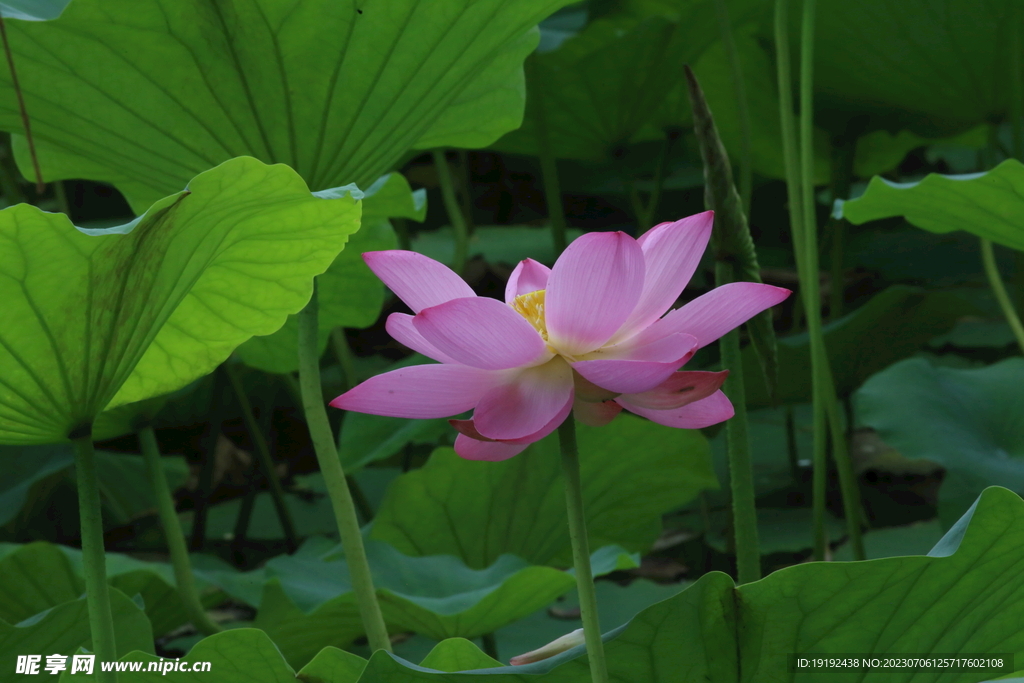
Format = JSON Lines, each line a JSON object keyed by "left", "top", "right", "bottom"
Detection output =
{"left": 474, "top": 357, "right": 573, "bottom": 440}
{"left": 612, "top": 211, "right": 713, "bottom": 342}
{"left": 573, "top": 398, "right": 622, "bottom": 427}
{"left": 571, "top": 333, "right": 698, "bottom": 394}
{"left": 510, "top": 628, "right": 586, "bottom": 666}
{"left": 620, "top": 370, "right": 729, "bottom": 410}
{"left": 638, "top": 282, "right": 791, "bottom": 349}
{"left": 545, "top": 231, "right": 645, "bottom": 355}
{"left": 618, "top": 389, "right": 734, "bottom": 428}
{"left": 385, "top": 313, "right": 458, "bottom": 364}
{"left": 330, "top": 364, "right": 508, "bottom": 418}
{"left": 413, "top": 297, "right": 550, "bottom": 370}
{"left": 363, "top": 250, "right": 475, "bottom": 313}
{"left": 505, "top": 258, "right": 551, "bottom": 303}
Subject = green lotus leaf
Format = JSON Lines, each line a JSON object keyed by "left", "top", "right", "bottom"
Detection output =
{"left": 357, "top": 486, "right": 1024, "bottom": 681}
{"left": 855, "top": 357, "right": 1024, "bottom": 526}
{"left": 0, "top": 541, "right": 80, "bottom": 625}
{"left": 370, "top": 413, "right": 718, "bottom": 569}
{"left": 740, "top": 285, "right": 979, "bottom": 406}
{"left": 0, "top": 0, "right": 68, "bottom": 20}
{"left": 0, "top": 588, "right": 153, "bottom": 677}
{"left": 833, "top": 520, "right": 946, "bottom": 561}
{"left": 492, "top": 1, "right": 764, "bottom": 161}
{"left": 491, "top": 577, "right": 688, "bottom": 666}
{"left": 0, "top": 156, "right": 359, "bottom": 444}
{"left": 95, "top": 629, "right": 297, "bottom": 682}
{"left": 0, "top": 0, "right": 568, "bottom": 213}
{"left": 296, "top": 647, "right": 367, "bottom": 683}
{"left": 0, "top": 541, "right": 226, "bottom": 637}
{"left": 199, "top": 536, "right": 633, "bottom": 668}
{"left": 841, "top": 160, "right": 1024, "bottom": 252}
{"left": 419, "top": 639, "right": 502, "bottom": 672}
{"left": 692, "top": 22, "right": 949, "bottom": 184}
{"left": 811, "top": 0, "right": 1016, "bottom": 138}
{"left": 0, "top": 443, "right": 74, "bottom": 526}
{"left": 236, "top": 172, "right": 423, "bottom": 373}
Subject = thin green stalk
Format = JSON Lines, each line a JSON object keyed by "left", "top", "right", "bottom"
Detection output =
{"left": 298, "top": 281, "right": 392, "bottom": 653}
{"left": 457, "top": 149, "right": 475, "bottom": 235}
{"left": 223, "top": 363, "right": 297, "bottom": 553}
{"left": 557, "top": 414, "right": 608, "bottom": 683}
{"left": 528, "top": 55, "right": 567, "bottom": 254}
{"left": 828, "top": 137, "right": 856, "bottom": 320}
{"left": 981, "top": 238, "right": 1024, "bottom": 354}
{"left": 715, "top": 260, "right": 761, "bottom": 584}
{"left": 138, "top": 426, "right": 222, "bottom": 635}
{"left": 797, "top": 0, "right": 864, "bottom": 560}
{"left": 330, "top": 328, "right": 358, "bottom": 393}
{"left": 71, "top": 432, "right": 119, "bottom": 683}
{"left": 0, "top": 16, "right": 43, "bottom": 193}
{"left": 714, "top": 0, "right": 753, "bottom": 217}
{"left": 432, "top": 149, "right": 469, "bottom": 275}
{"left": 776, "top": 0, "right": 863, "bottom": 560}
{"left": 774, "top": 0, "right": 804, "bottom": 250}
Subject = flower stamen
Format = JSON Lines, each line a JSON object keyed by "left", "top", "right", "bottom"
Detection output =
{"left": 511, "top": 289, "right": 548, "bottom": 340}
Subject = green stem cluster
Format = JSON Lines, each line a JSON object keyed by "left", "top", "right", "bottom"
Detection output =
{"left": 138, "top": 426, "right": 222, "bottom": 635}
{"left": 715, "top": 260, "right": 761, "bottom": 584}
{"left": 557, "top": 414, "right": 608, "bottom": 683}
{"left": 297, "top": 282, "right": 392, "bottom": 653}
{"left": 774, "top": 0, "right": 865, "bottom": 561}
{"left": 71, "top": 433, "right": 119, "bottom": 683}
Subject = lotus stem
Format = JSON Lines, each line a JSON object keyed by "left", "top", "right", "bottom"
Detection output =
{"left": 798, "top": 0, "right": 864, "bottom": 560}
{"left": 138, "top": 426, "right": 222, "bottom": 635}
{"left": 223, "top": 362, "right": 297, "bottom": 553}
{"left": 432, "top": 149, "right": 469, "bottom": 275}
{"left": 297, "top": 281, "right": 392, "bottom": 652}
{"left": 71, "top": 431, "right": 119, "bottom": 683}
{"left": 715, "top": 260, "right": 761, "bottom": 583}
{"left": 557, "top": 413, "right": 608, "bottom": 683}
{"left": 528, "top": 55, "right": 568, "bottom": 255}
{"left": 776, "top": 0, "right": 865, "bottom": 560}
{"left": 981, "top": 238, "right": 1024, "bottom": 354}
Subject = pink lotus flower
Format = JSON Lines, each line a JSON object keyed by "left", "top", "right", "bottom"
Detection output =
{"left": 331, "top": 212, "right": 790, "bottom": 461}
